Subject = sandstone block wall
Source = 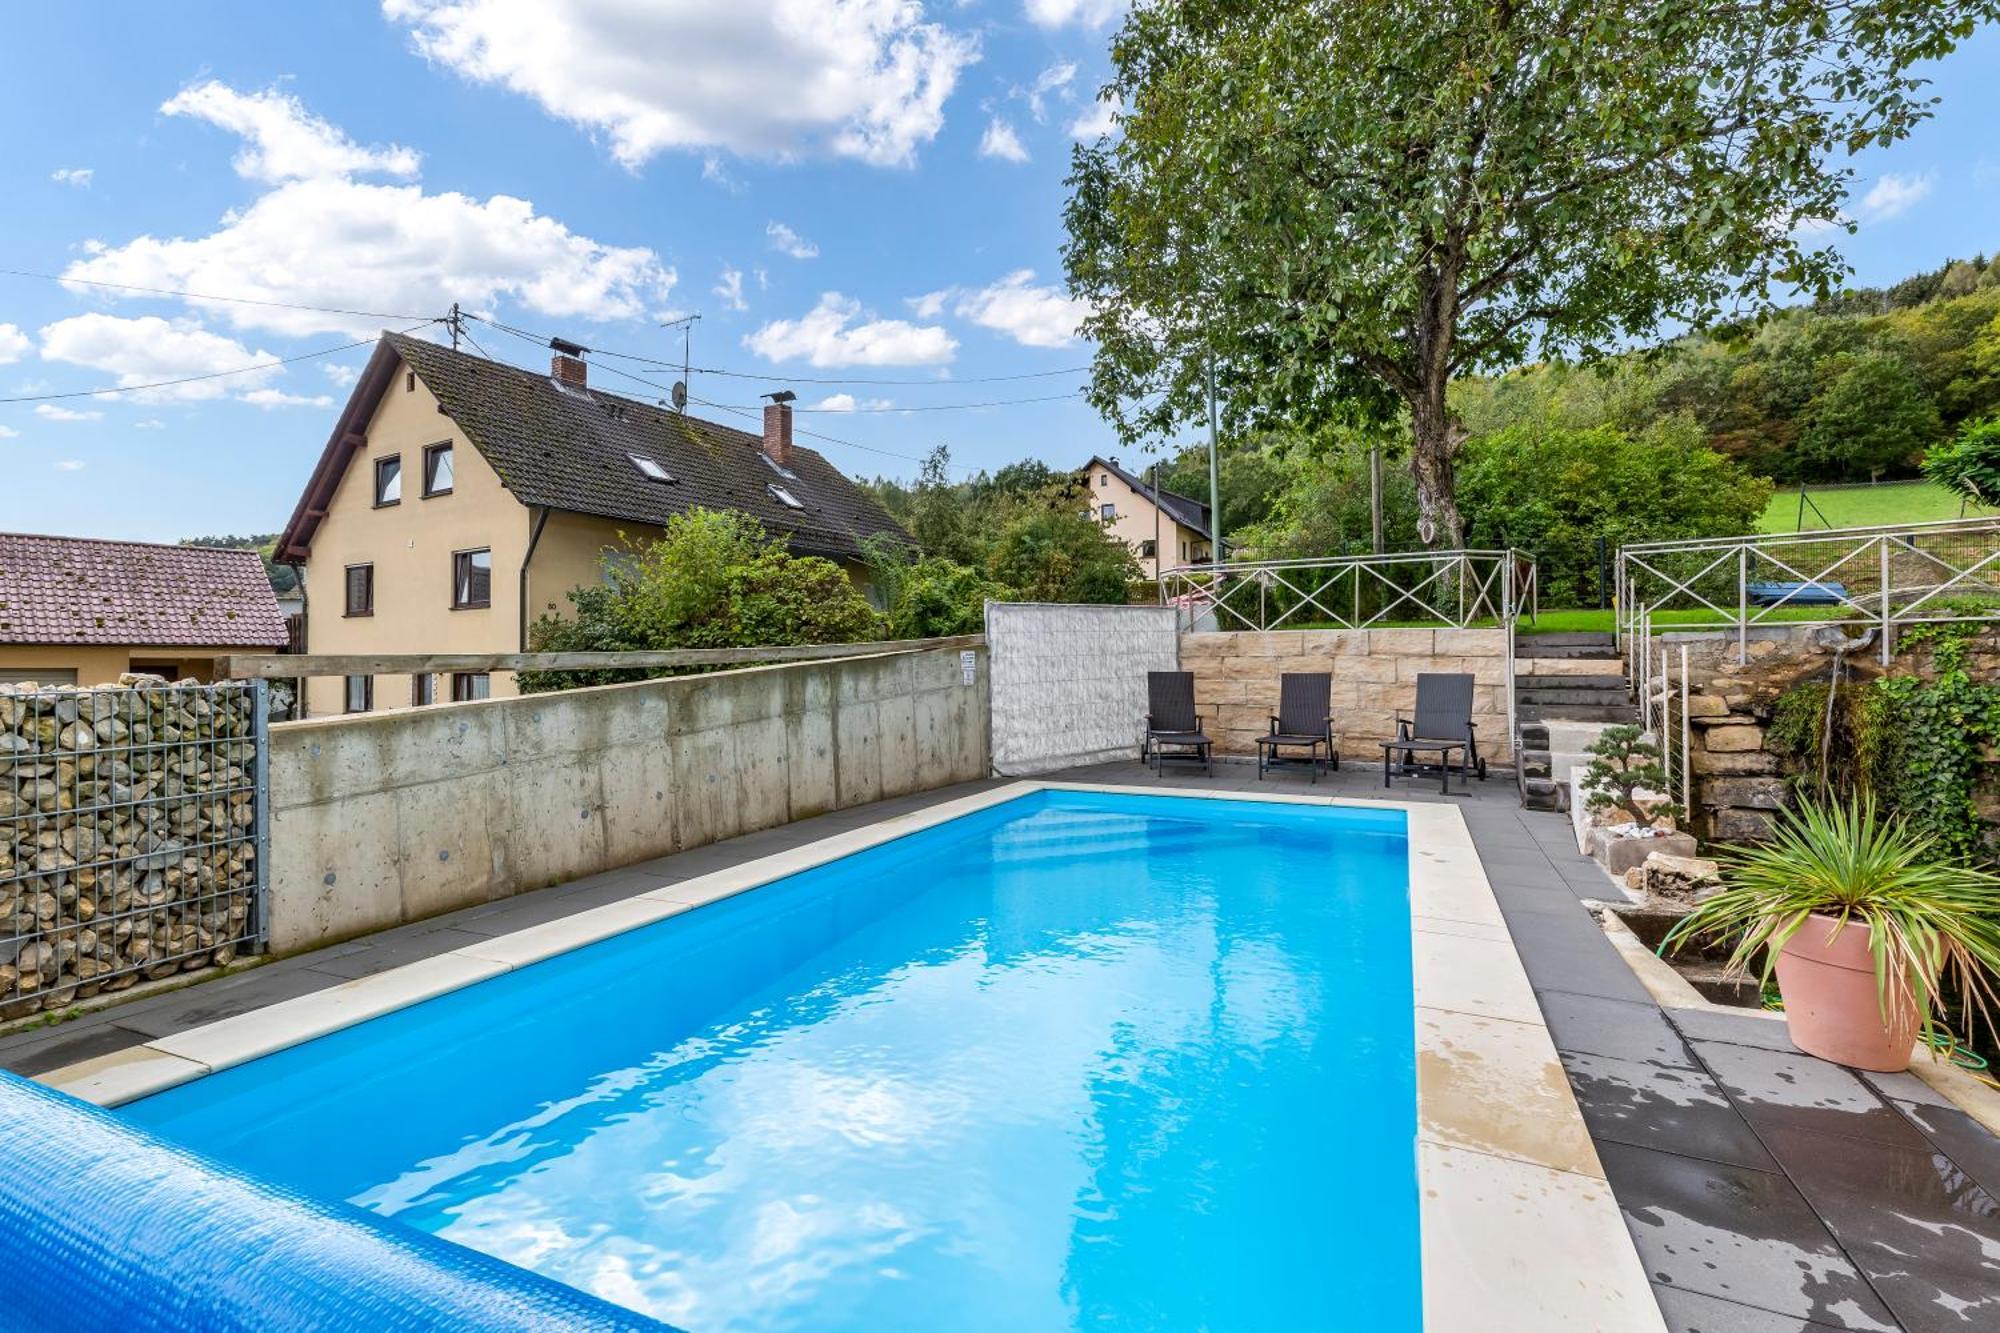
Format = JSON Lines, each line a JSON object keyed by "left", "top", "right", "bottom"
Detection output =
{"left": 1180, "top": 629, "right": 1512, "bottom": 763}
{"left": 266, "top": 645, "right": 989, "bottom": 955}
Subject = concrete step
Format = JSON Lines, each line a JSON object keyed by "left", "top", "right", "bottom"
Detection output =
{"left": 1516, "top": 645, "right": 1622, "bottom": 661}
{"left": 1521, "top": 775, "right": 1569, "bottom": 812}
{"left": 1518, "top": 686, "right": 1635, "bottom": 708}
{"left": 1516, "top": 656, "right": 1627, "bottom": 677}
{"left": 1516, "top": 674, "right": 1627, "bottom": 691}
{"left": 1517, "top": 703, "right": 1640, "bottom": 725}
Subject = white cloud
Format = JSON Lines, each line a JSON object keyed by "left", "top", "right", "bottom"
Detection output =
{"left": 811, "top": 392, "right": 893, "bottom": 411}
{"left": 163, "top": 81, "right": 421, "bottom": 183}
{"left": 1021, "top": 62, "right": 1076, "bottom": 122}
{"left": 767, "top": 221, "right": 819, "bottom": 260}
{"left": 714, "top": 266, "right": 747, "bottom": 312}
{"left": 239, "top": 388, "right": 336, "bottom": 409}
{"left": 0, "top": 425, "right": 17, "bottom": 438}
{"left": 51, "top": 167, "right": 93, "bottom": 188}
{"left": 385, "top": 0, "right": 979, "bottom": 169}
{"left": 0, "top": 324, "right": 29, "bottom": 364}
{"left": 1860, "top": 173, "right": 1932, "bottom": 222}
{"left": 1025, "top": 0, "right": 1126, "bottom": 28}
{"left": 980, "top": 117, "right": 1029, "bottom": 164}
{"left": 54, "top": 459, "right": 86, "bottom": 471}
{"left": 1068, "top": 93, "right": 1120, "bottom": 140}
{"left": 34, "top": 405, "right": 104, "bottom": 422}
{"left": 134, "top": 419, "right": 165, "bottom": 430}
{"left": 953, "top": 269, "right": 1090, "bottom": 347}
{"left": 745, "top": 292, "right": 956, "bottom": 367}
{"left": 324, "top": 363, "right": 360, "bottom": 387}
{"left": 39, "top": 314, "right": 281, "bottom": 402}
{"left": 905, "top": 289, "right": 949, "bottom": 319}
{"left": 62, "top": 82, "right": 674, "bottom": 339}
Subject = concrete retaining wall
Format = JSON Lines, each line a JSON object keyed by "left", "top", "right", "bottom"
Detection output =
{"left": 1181, "top": 629, "right": 1512, "bottom": 763}
{"left": 265, "top": 646, "right": 989, "bottom": 954}
{"left": 987, "top": 602, "right": 1179, "bottom": 775}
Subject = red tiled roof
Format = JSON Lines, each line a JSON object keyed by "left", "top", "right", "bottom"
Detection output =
{"left": 0, "top": 533, "right": 289, "bottom": 648}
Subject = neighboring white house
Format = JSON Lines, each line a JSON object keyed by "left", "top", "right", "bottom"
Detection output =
{"left": 1079, "top": 456, "right": 1215, "bottom": 579}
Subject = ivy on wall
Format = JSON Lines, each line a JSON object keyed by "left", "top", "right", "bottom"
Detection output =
{"left": 1769, "top": 626, "right": 2000, "bottom": 861}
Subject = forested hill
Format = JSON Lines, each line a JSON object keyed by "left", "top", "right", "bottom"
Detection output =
{"left": 1453, "top": 253, "right": 2000, "bottom": 484}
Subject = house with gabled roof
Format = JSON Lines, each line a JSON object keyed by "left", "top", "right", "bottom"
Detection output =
{"left": 1079, "top": 455, "right": 1215, "bottom": 578}
{"left": 0, "top": 532, "right": 288, "bottom": 687}
{"left": 275, "top": 332, "right": 908, "bottom": 718}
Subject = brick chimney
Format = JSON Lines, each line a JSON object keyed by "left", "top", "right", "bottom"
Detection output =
{"left": 762, "top": 390, "right": 796, "bottom": 469}
{"left": 549, "top": 336, "right": 587, "bottom": 388}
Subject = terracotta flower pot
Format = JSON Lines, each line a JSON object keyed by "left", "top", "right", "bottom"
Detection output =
{"left": 1773, "top": 912, "right": 1919, "bottom": 1072}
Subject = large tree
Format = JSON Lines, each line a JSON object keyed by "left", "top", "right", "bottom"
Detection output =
{"left": 1064, "top": 0, "right": 1996, "bottom": 545}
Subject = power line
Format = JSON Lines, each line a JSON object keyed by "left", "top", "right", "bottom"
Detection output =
{"left": 0, "top": 268, "right": 436, "bottom": 323}
{"left": 0, "top": 321, "right": 440, "bottom": 404}
{"left": 463, "top": 312, "right": 1092, "bottom": 387}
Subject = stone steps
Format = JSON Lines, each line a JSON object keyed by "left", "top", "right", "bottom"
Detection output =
{"left": 1516, "top": 631, "right": 1620, "bottom": 660}
{"left": 1517, "top": 702, "right": 1639, "bottom": 725}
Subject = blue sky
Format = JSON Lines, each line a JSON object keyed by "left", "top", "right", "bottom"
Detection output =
{"left": 1, "top": 3, "right": 1996, "bottom": 543}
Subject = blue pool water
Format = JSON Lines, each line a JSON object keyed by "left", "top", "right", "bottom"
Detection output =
{"left": 125, "top": 790, "right": 1419, "bottom": 1331}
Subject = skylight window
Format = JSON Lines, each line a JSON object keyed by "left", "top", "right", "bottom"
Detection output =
{"left": 629, "top": 453, "right": 674, "bottom": 483}
{"left": 758, "top": 450, "right": 798, "bottom": 481}
{"left": 768, "top": 482, "right": 805, "bottom": 510}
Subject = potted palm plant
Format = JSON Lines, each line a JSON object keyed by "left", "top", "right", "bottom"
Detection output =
{"left": 1664, "top": 797, "right": 2000, "bottom": 1072}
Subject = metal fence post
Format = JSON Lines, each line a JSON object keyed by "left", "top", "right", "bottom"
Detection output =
{"left": 1879, "top": 536, "right": 1893, "bottom": 666}
{"left": 251, "top": 678, "right": 272, "bottom": 956}
{"left": 1736, "top": 545, "right": 1748, "bottom": 665}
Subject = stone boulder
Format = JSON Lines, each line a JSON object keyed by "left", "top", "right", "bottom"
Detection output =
{"left": 1640, "top": 852, "right": 1722, "bottom": 905}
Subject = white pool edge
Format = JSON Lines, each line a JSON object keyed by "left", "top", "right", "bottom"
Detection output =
{"left": 39, "top": 781, "right": 1666, "bottom": 1332}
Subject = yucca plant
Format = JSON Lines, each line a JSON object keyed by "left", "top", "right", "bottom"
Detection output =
{"left": 1663, "top": 797, "right": 2000, "bottom": 1054}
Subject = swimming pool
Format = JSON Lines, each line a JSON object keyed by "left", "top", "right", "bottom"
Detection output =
{"left": 123, "top": 789, "right": 1419, "bottom": 1330}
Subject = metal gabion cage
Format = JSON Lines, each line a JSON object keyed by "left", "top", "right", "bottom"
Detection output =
{"left": 2, "top": 677, "right": 268, "bottom": 1020}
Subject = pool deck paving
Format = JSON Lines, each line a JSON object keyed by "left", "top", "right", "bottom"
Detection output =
{"left": 6, "top": 759, "right": 1998, "bottom": 1331}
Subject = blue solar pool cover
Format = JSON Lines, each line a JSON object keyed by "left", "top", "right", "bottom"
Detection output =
{"left": 0, "top": 1070, "right": 675, "bottom": 1332}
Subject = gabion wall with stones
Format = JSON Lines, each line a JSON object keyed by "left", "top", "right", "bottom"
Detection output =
{"left": 987, "top": 602, "right": 1180, "bottom": 775}
{"left": 2, "top": 677, "right": 264, "bottom": 1020}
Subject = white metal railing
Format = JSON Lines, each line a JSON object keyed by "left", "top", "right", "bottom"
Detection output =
{"left": 1158, "top": 549, "right": 1537, "bottom": 634}
{"left": 1616, "top": 516, "right": 2000, "bottom": 670}
{"left": 1630, "top": 610, "right": 1692, "bottom": 824}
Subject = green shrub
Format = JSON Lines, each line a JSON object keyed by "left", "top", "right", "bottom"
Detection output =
{"left": 1923, "top": 415, "right": 2000, "bottom": 507}
{"left": 519, "top": 509, "right": 884, "bottom": 693}
{"left": 1457, "top": 419, "right": 1772, "bottom": 604}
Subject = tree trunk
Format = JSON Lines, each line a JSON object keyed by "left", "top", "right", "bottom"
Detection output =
{"left": 1408, "top": 379, "right": 1464, "bottom": 547}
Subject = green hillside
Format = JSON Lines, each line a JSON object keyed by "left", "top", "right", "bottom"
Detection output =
{"left": 1756, "top": 481, "right": 1999, "bottom": 533}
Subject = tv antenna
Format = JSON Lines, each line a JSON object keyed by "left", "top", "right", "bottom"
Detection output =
{"left": 661, "top": 313, "right": 701, "bottom": 412}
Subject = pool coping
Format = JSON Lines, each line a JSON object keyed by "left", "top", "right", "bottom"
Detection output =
{"left": 37, "top": 781, "right": 1666, "bottom": 1333}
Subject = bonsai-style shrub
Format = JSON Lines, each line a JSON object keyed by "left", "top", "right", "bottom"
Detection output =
{"left": 1579, "top": 725, "right": 1668, "bottom": 828}
{"left": 1665, "top": 797, "right": 2000, "bottom": 1064}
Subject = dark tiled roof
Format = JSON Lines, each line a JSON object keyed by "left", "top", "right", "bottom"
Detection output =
{"left": 1089, "top": 455, "right": 1212, "bottom": 540}
{"left": 384, "top": 333, "right": 906, "bottom": 559}
{"left": 0, "top": 533, "right": 288, "bottom": 647}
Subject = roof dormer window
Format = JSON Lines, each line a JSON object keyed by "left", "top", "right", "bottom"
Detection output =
{"left": 767, "top": 482, "right": 805, "bottom": 510}
{"left": 629, "top": 453, "right": 675, "bottom": 483}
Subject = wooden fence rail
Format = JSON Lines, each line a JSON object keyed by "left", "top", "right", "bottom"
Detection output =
{"left": 217, "top": 634, "right": 987, "bottom": 681}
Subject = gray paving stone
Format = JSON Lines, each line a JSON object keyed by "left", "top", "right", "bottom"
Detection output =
{"left": 1757, "top": 1123, "right": 2000, "bottom": 1333}
{"left": 1562, "top": 1050, "right": 1780, "bottom": 1171}
{"left": 1693, "top": 1041, "right": 1931, "bottom": 1151}
{"left": 1888, "top": 1098, "right": 2000, "bottom": 1203}
{"left": 1654, "top": 1285, "right": 1854, "bottom": 1332}
{"left": 1670, "top": 1006, "right": 1807, "bottom": 1054}
{"left": 1539, "top": 988, "right": 1698, "bottom": 1067}
{"left": 1597, "top": 1140, "right": 1899, "bottom": 1332}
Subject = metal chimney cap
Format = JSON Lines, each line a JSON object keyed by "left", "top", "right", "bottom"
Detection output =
{"left": 762, "top": 389, "right": 797, "bottom": 404}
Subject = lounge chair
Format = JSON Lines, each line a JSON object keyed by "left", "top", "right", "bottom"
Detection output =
{"left": 1144, "top": 670, "right": 1213, "bottom": 775}
{"left": 1256, "top": 672, "right": 1338, "bottom": 782}
{"left": 1381, "top": 672, "right": 1487, "bottom": 794}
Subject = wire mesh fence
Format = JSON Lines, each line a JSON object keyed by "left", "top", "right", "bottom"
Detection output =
{"left": 2, "top": 678, "right": 267, "bottom": 1019}
{"left": 1617, "top": 517, "right": 2000, "bottom": 665}
{"left": 1157, "top": 550, "right": 1536, "bottom": 632}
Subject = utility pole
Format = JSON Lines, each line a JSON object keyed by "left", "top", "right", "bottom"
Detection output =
{"left": 1205, "top": 358, "right": 1222, "bottom": 563}
{"left": 1370, "top": 445, "right": 1385, "bottom": 554}
{"left": 447, "top": 302, "right": 462, "bottom": 352}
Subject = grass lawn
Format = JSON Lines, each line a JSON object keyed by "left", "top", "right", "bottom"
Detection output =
{"left": 1756, "top": 480, "right": 1997, "bottom": 533}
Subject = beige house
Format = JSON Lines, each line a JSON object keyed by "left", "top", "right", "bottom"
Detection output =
{"left": 275, "top": 333, "right": 907, "bottom": 718}
{"left": 1080, "top": 456, "right": 1215, "bottom": 578}
{"left": 0, "top": 532, "right": 288, "bottom": 686}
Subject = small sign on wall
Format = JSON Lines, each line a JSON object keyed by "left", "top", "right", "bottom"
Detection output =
{"left": 961, "top": 650, "right": 978, "bottom": 685}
